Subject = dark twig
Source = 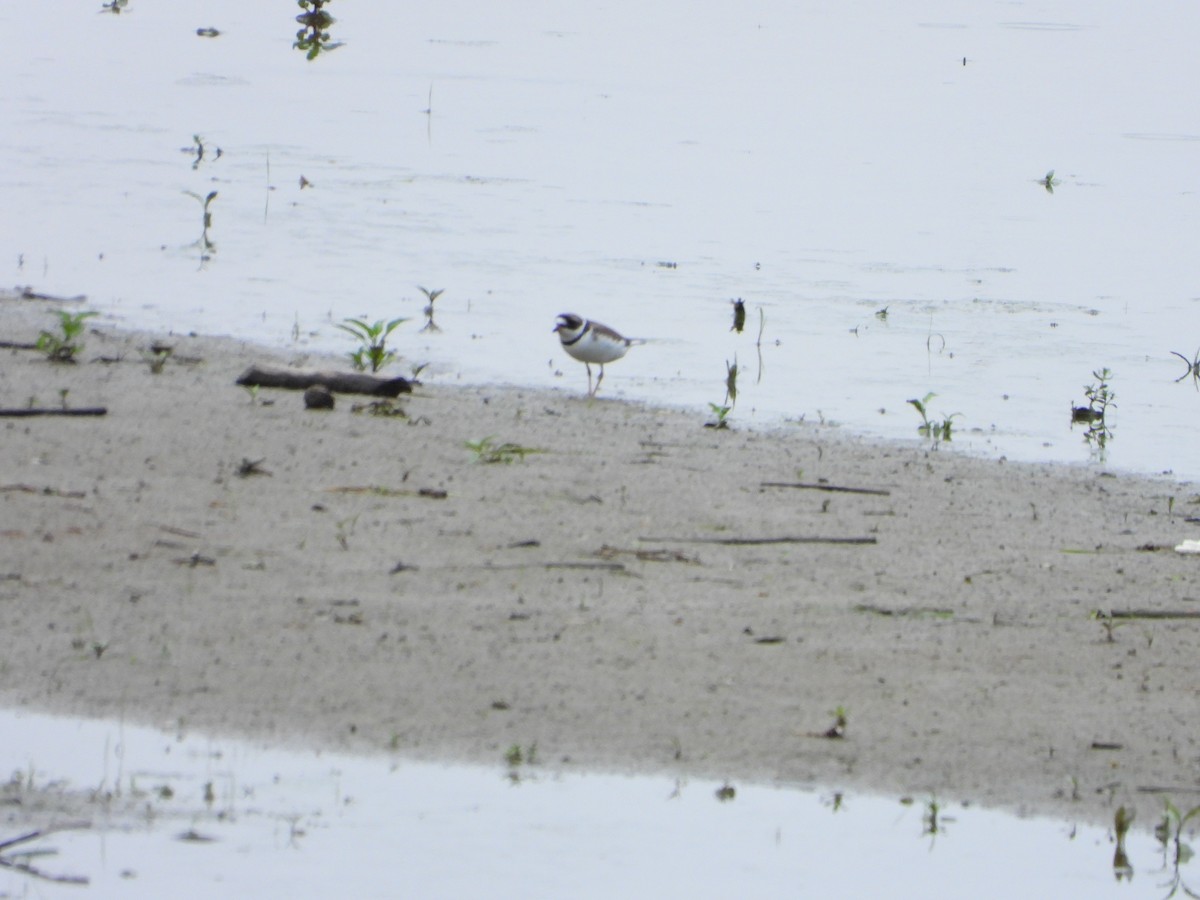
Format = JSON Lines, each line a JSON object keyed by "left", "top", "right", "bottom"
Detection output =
{"left": 0, "top": 407, "right": 107, "bottom": 417}
{"left": 638, "top": 535, "right": 876, "bottom": 546}
{"left": 760, "top": 481, "right": 891, "bottom": 496}
{"left": 0, "top": 823, "right": 91, "bottom": 885}
{"left": 0, "top": 484, "right": 87, "bottom": 498}
{"left": 236, "top": 364, "right": 412, "bottom": 397}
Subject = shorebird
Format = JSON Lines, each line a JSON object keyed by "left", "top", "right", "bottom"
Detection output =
{"left": 554, "top": 313, "right": 640, "bottom": 397}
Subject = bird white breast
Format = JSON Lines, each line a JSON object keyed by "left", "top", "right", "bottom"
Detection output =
{"left": 563, "top": 329, "right": 629, "bottom": 364}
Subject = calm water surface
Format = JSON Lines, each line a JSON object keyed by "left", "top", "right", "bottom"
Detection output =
{"left": 2, "top": 709, "right": 1192, "bottom": 899}
{"left": 4, "top": 2, "right": 1200, "bottom": 478}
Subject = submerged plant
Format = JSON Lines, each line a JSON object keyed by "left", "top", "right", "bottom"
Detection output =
{"left": 294, "top": 0, "right": 341, "bottom": 59}
{"left": 724, "top": 357, "right": 739, "bottom": 407}
{"left": 1112, "top": 805, "right": 1135, "bottom": 882}
{"left": 183, "top": 189, "right": 218, "bottom": 252}
{"left": 730, "top": 298, "right": 746, "bottom": 333}
{"left": 418, "top": 286, "right": 444, "bottom": 333}
{"left": 1072, "top": 368, "right": 1115, "bottom": 456}
{"left": 1171, "top": 347, "right": 1200, "bottom": 390}
{"left": 337, "top": 316, "right": 407, "bottom": 372}
{"left": 922, "top": 797, "right": 944, "bottom": 841}
{"left": 182, "top": 134, "right": 222, "bottom": 171}
{"left": 1154, "top": 798, "right": 1200, "bottom": 896}
{"left": 37, "top": 310, "right": 98, "bottom": 362}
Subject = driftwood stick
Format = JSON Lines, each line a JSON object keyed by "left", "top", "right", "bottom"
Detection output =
{"left": 0, "top": 340, "right": 38, "bottom": 350}
{"left": 761, "top": 481, "right": 891, "bottom": 496}
{"left": 18, "top": 287, "right": 87, "bottom": 303}
{"left": 639, "top": 535, "right": 877, "bottom": 546}
{"left": 0, "top": 484, "right": 87, "bottom": 498}
{"left": 1103, "top": 609, "right": 1200, "bottom": 620}
{"left": 236, "top": 364, "right": 412, "bottom": 397}
{"left": 0, "top": 407, "right": 107, "bottom": 417}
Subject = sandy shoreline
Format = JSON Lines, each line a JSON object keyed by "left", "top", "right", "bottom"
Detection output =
{"left": 2, "top": 292, "right": 1199, "bottom": 829}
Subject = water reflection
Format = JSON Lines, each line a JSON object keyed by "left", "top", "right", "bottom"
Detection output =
{"left": 181, "top": 189, "right": 218, "bottom": 259}
{"left": 2, "top": 709, "right": 1194, "bottom": 898}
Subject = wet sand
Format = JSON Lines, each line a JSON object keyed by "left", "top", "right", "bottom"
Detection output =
{"left": 2, "top": 292, "right": 1198, "bottom": 828}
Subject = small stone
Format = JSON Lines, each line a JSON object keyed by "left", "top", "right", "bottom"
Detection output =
{"left": 304, "top": 384, "right": 335, "bottom": 410}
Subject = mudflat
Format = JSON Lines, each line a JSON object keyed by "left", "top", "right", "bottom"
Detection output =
{"left": 2, "top": 292, "right": 1198, "bottom": 827}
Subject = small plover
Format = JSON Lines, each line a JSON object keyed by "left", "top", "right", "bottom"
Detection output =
{"left": 554, "top": 313, "right": 640, "bottom": 396}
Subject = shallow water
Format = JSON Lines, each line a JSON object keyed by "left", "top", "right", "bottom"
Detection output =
{"left": 2, "top": 709, "right": 1192, "bottom": 899}
{"left": 3, "top": 1, "right": 1199, "bottom": 479}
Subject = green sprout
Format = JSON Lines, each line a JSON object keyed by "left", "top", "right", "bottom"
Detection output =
{"left": 705, "top": 403, "right": 732, "bottom": 430}
{"left": 465, "top": 436, "right": 543, "bottom": 464}
{"left": 36, "top": 310, "right": 99, "bottom": 362}
{"left": 337, "top": 316, "right": 408, "bottom": 372}
{"left": 1072, "top": 368, "right": 1115, "bottom": 456}
{"left": 907, "top": 392, "right": 960, "bottom": 443}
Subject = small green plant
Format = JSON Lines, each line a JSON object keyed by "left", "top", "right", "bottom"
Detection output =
{"left": 337, "top": 316, "right": 407, "bottom": 372}
{"left": 295, "top": 0, "right": 340, "bottom": 59}
{"left": 923, "top": 797, "right": 943, "bottom": 839}
{"left": 1154, "top": 798, "right": 1200, "bottom": 894}
{"left": 141, "top": 347, "right": 172, "bottom": 374}
{"left": 907, "top": 392, "right": 960, "bottom": 442}
{"left": 1041, "top": 169, "right": 1060, "bottom": 193}
{"left": 705, "top": 403, "right": 732, "bottom": 430}
{"left": 1089, "top": 609, "right": 1133, "bottom": 643}
{"left": 821, "top": 706, "right": 847, "bottom": 739}
{"left": 37, "top": 310, "right": 98, "bottom": 362}
{"left": 1080, "top": 367, "right": 1116, "bottom": 420}
{"left": 465, "top": 436, "right": 543, "bottom": 464}
{"left": 504, "top": 742, "right": 537, "bottom": 768}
